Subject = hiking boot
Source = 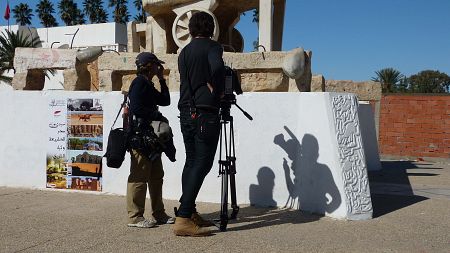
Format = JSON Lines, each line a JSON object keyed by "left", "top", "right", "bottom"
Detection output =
{"left": 127, "top": 218, "right": 156, "bottom": 228}
{"left": 154, "top": 213, "right": 175, "bottom": 224}
{"left": 191, "top": 212, "right": 215, "bottom": 227}
{"left": 173, "top": 217, "right": 212, "bottom": 237}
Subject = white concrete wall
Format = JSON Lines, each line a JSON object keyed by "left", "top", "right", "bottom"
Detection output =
{"left": 358, "top": 103, "right": 382, "bottom": 171}
{"left": 35, "top": 23, "right": 127, "bottom": 50}
{"left": 0, "top": 91, "right": 373, "bottom": 220}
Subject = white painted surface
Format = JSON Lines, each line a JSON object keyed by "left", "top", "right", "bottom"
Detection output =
{"left": 358, "top": 104, "right": 382, "bottom": 171}
{"left": 0, "top": 91, "right": 373, "bottom": 220}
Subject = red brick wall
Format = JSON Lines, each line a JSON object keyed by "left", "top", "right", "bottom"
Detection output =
{"left": 379, "top": 94, "right": 450, "bottom": 159}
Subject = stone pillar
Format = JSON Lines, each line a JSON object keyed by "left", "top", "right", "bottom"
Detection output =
{"left": 63, "top": 63, "right": 91, "bottom": 91}
{"left": 127, "top": 21, "right": 140, "bottom": 53}
{"left": 259, "top": 0, "right": 273, "bottom": 52}
{"left": 311, "top": 75, "right": 326, "bottom": 92}
{"left": 12, "top": 70, "right": 45, "bottom": 90}
{"left": 87, "top": 60, "right": 99, "bottom": 91}
{"left": 98, "top": 70, "right": 114, "bottom": 91}
{"left": 272, "top": 0, "right": 286, "bottom": 51}
{"left": 12, "top": 72, "right": 27, "bottom": 90}
{"left": 145, "top": 16, "right": 154, "bottom": 52}
{"left": 148, "top": 16, "right": 167, "bottom": 54}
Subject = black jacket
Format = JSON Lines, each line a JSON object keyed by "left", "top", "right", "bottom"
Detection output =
{"left": 129, "top": 75, "right": 170, "bottom": 121}
{"left": 178, "top": 38, "right": 225, "bottom": 110}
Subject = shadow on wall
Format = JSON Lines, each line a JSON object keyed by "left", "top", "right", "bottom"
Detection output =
{"left": 249, "top": 126, "right": 341, "bottom": 216}
{"left": 249, "top": 167, "right": 277, "bottom": 207}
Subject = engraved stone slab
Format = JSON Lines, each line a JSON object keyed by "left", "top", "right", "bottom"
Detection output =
{"left": 328, "top": 93, "right": 373, "bottom": 220}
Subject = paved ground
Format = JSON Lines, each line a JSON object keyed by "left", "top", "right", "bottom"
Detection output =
{"left": 1, "top": 160, "right": 449, "bottom": 253}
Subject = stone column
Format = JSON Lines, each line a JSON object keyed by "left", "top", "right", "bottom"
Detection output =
{"left": 259, "top": 0, "right": 273, "bottom": 52}
{"left": 148, "top": 16, "right": 167, "bottom": 54}
{"left": 63, "top": 63, "right": 91, "bottom": 91}
{"left": 12, "top": 70, "right": 46, "bottom": 90}
{"left": 311, "top": 75, "right": 326, "bottom": 92}
{"left": 98, "top": 70, "right": 114, "bottom": 91}
{"left": 127, "top": 21, "right": 140, "bottom": 53}
{"left": 272, "top": 0, "right": 286, "bottom": 51}
{"left": 145, "top": 16, "right": 154, "bottom": 52}
{"left": 12, "top": 72, "right": 27, "bottom": 90}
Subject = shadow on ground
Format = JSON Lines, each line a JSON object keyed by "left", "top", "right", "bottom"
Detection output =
{"left": 204, "top": 206, "right": 322, "bottom": 232}
{"left": 368, "top": 161, "right": 441, "bottom": 218}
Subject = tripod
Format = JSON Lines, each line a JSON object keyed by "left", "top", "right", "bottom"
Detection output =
{"left": 218, "top": 97, "right": 252, "bottom": 231}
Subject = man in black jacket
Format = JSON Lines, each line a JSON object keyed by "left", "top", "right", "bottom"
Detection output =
{"left": 126, "top": 52, "right": 175, "bottom": 228}
{"left": 173, "top": 11, "right": 225, "bottom": 236}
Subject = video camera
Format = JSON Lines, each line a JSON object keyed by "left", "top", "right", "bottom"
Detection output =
{"left": 220, "top": 66, "right": 252, "bottom": 121}
{"left": 221, "top": 66, "right": 243, "bottom": 107}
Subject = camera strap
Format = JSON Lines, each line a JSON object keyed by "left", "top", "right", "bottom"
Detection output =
{"left": 111, "top": 93, "right": 128, "bottom": 130}
{"left": 183, "top": 51, "right": 197, "bottom": 119}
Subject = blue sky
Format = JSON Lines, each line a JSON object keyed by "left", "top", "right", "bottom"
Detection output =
{"left": 1, "top": 0, "right": 449, "bottom": 81}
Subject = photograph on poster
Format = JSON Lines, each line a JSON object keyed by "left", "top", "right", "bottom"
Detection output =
{"left": 68, "top": 150, "right": 102, "bottom": 164}
{"left": 68, "top": 125, "right": 103, "bottom": 138}
{"left": 46, "top": 154, "right": 67, "bottom": 189}
{"left": 67, "top": 150, "right": 102, "bottom": 177}
{"left": 67, "top": 99, "right": 103, "bottom": 112}
{"left": 68, "top": 114, "right": 103, "bottom": 125}
{"left": 68, "top": 137, "right": 103, "bottom": 151}
{"left": 67, "top": 176, "right": 102, "bottom": 191}
{"left": 68, "top": 163, "right": 101, "bottom": 177}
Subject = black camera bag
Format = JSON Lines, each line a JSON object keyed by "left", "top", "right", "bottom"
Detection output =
{"left": 105, "top": 128, "right": 127, "bottom": 168}
{"left": 104, "top": 95, "right": 128, "bottom": 168}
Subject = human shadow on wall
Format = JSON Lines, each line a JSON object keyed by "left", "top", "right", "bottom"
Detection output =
{"left": 249, "top": 167, "right": 277, "bottom": 207}
{"left": 232, "top": 166, "right": 320, "bottom": 232}
{"left": 273, "top": 127, "right": 341, "bottom": 214}
{"left": 369, "top": 161, "right": 434, "bottom": 217}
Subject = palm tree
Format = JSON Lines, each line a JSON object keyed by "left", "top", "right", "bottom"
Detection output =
{"left": 371, "top": 68, "right": 404, "bottom": 93}
{"left": 58, "top": 0, "right": 85, "bottom": 26}
{"left": 109, "top": 0, "right": 130, "bottom": 24}
{"left": 0, "top": 30, "right": 41, "bottom": 84}
{"left": 83, "top": 0, "right": 108, "bottom": 24}
{"left": 36, "top": 0, "right": 58, "bottom": 27}
{"left": 133, "top": 0, "right": 146, "bottom": 23}
{"left": 12, "top": 3, "right": 34, "bottom": 26}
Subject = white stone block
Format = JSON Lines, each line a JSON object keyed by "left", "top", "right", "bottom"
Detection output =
{"left": 14, "top": 48, "right": 77, "bottom": 73}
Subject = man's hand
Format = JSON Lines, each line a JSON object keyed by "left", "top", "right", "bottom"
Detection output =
{"left": 156, "top": 64, "right": 165, "bottom": 80}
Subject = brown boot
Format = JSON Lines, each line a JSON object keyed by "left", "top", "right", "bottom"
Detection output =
{"left": 173, "top": 217, "right": 212, "bottom": 237}
{"left": 191, "top": 212, "right": 215, "bottom": 227}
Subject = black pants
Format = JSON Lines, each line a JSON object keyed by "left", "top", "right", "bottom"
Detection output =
{"left": 178, "top": 109, "right": 220, "bottom": 218}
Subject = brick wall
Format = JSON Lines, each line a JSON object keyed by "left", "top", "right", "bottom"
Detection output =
{"left": 379, "top": 94, "right": 450, "bottom": 159}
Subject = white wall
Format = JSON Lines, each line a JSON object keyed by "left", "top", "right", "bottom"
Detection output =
{"left": 34, "top": 22, "right": 127, "bottom": 50}
{"left": 0, "top": 91, "right": 374, "bottom": 220}
{"left": 358, "top": 103, "right": 382, "bottom": 171}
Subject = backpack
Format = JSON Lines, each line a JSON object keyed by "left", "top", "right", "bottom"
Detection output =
{"left": 104, "top": 95, "right": 129, "bottom": 168}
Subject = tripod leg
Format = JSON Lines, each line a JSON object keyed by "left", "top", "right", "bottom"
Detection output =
{"left": 229, "top": 118, "right": 239, "bottom": 220}
{"left": 229, "top": 173, "right": 239, "bottom": 220}
{"left": 219, "top": 121, "right": 229, "bottom": 231}
{"left": 220, "top": 169, "right": 229, "bottom": 231}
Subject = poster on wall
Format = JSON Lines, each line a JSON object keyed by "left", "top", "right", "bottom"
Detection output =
{"left": 46, "top": 97, "right": 103, "bottom": 191}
